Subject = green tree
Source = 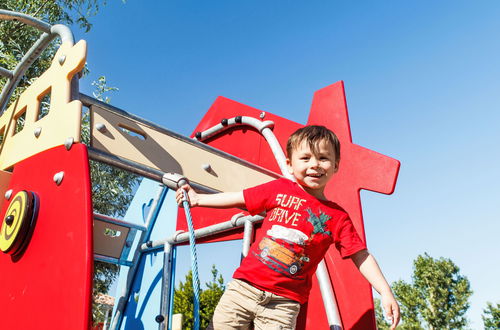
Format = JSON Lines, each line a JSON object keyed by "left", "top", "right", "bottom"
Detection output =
{"left": 392, "top": 253, "right": 472, "bottom": 330}
{"left": 200, "top": 265, "right": 226, "bottom": 325}
{"left": 482, "top": 302, "right": 500, "bottom": 330}
{"left": 174, "top": 265, "right": 226, "bottom": 329}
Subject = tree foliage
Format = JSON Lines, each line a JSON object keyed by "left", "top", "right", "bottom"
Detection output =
{"left": 174, "top": 265, "right": 225, "bottom": 329}
{"left": 482, "top": 302, "right": 500, "bottom": 330}
{"left": 392, "top": 253, "right": 472, "bottom": 330}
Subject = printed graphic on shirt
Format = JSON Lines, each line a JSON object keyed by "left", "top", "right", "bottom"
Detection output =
{"left": 254, "top": 225, "right": 310, "bottom": 278}
{"left": 306, "top": 208, "right": 332, "bottom": 237}
{"left": 267, "top": 194, "right": 307, "bottom": 227}
{"left": 254, "top": 208, "right": 332, "bottom": 278}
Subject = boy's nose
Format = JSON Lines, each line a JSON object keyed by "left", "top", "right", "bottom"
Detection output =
{"left": 309, "top": 158, "right": 320, "bottom": 167}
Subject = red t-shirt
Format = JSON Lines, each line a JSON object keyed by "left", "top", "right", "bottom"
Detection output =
{"left": 233, "top": 178, "right": 366, "bottom": 304}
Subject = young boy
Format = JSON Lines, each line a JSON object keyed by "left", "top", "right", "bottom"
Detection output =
{"left": 176, "top": 125, "right": 400, "bottom": 329}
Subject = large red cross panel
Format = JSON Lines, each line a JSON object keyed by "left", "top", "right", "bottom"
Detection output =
{"left": 177, "top": 81, "right": 400, "bottom": 329}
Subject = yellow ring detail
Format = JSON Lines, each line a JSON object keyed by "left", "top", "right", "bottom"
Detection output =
{"left": 0, "top": 191, "right": 29, "bottom": 253}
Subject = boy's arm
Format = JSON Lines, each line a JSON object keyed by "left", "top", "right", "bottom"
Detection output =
{"left": 351, "top": 249, "right": 401, "bottom": 330}
{"left": 175, "top": 184, "right": 246, "bottom": 209}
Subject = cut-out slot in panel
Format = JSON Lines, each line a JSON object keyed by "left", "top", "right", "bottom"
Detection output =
{"left": 93, "top": 220, "right": 130, "bottom": 259}
{"left": 0, "top": 127, "right": 4, "bottom": 147}
{"left": 37, "top": 88, "right": 51, "bottom": 120}
{"left": 104, "top": 228, "right": 121, "bottom": 238}
{"left": 118, "top": 124, "right": 146, "bottom": 140}
{"left": 13, "top": 108, "right": 26, "bottom": 135}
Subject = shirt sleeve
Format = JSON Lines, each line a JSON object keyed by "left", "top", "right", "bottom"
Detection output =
{"left": 243, "top": 179, "right": 280, "bottom": 215}
{"left": 334, "top": 215, "right": 367, "bottom": 259}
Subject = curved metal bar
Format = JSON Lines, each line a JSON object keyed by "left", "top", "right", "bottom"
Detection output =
{"left": 0, "top": 9, "right": 51, "bottom": 32}
{"left": 0, "top": 10, "right": 75, "bottom": 114}
{"left": 195, "top": 116, "right": 294, "bottom": 180}
{"left": 51, "top": 23, "right": 75, "bottom": 45}
{"left": 0, "top": 67, "right": 13, "bottom": 79}
{"left": 0, "top": 32, "right": 56, "bottom": 114}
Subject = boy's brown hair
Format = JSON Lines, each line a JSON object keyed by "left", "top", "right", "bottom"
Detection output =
{"left": 286, "top": 125, "right": 341, "bottom": 161}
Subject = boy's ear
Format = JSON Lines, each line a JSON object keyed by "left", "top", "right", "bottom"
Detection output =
{"left": 334, "top": 160, "right": 339, "bottom": 173}
{"left": 286, "top": 158, "right": 293, "bottom": 174}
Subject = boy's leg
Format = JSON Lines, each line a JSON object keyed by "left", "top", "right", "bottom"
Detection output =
{"left": 208, "top": 279, "right": 257, "bottom": 330}
{"left": 252, "top": 294, "right": 301, "bottom": 330}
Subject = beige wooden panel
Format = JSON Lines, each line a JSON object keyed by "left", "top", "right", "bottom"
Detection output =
{"left": 91, "top": 105, "right": 278, "bottom": 192}
{"left": 93, "top": 220, "right": 130, "bottom": 259}
{"left": 0, "top": 40, "right": 86, "bottom": 170}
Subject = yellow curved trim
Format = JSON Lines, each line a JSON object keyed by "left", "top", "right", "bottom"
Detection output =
{"left": 0, "top": 40, "right": 87, "bottom": 170}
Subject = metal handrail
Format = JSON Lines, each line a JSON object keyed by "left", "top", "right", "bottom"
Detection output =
{"left": 0, "top": 10, "right": 75, "bottom": 114}
{"left": 195, "top": 115, "right": 295, "bottom": 181}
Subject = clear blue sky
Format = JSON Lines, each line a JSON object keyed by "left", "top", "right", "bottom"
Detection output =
{"left": 75, "top": 1, "right": 500, "bottom": 327}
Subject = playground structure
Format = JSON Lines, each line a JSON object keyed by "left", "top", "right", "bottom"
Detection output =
{"left": 0, "top": 10, "right": 400, "bottom": 330}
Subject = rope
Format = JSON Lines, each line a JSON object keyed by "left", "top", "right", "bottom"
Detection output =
{"left": 182, "top": 190, "right": 201, "bottom": 330}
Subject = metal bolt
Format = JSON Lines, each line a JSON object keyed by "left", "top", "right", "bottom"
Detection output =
{"left": 58, "top": 55, "right": 66, "bottom": 65}
{"left": 95, "top": 123, "right": 107, "bottom": 133}
{"left": 202, "top": 164, "right": 212, "bottom": 172}
{"left": 260, "top": 112, "right": 266, "bottom": 119}
{"left": 34, "top": 127, "right": 42, "bottom": 138}
{"left": 53, "top": 171, "right": 64, "bottom": 185}
{"left": 5, "top": 215, "right": 14, "bottom": 226}
{"left": 64, "top": 137, "right": 74, "bottom": 150}
{"left": 5, "top": 189, "right": 13, "bottom": 200}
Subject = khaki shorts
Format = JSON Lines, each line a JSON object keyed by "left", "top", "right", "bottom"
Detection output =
{"left": 207, "top": 279, "right": 301, "bottom": 330}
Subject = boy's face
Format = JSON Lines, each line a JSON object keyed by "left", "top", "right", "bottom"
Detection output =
{"left": 286, "top": 139, "right": 339, "bottom": 200}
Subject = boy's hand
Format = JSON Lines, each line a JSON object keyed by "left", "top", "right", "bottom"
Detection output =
{"left": 175, "top": 184, "right": 198, "bottom": 208}
{"left": 381, "top": 291, "right": 400, "bottom": 329}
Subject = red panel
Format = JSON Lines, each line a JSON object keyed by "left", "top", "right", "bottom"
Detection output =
{"left": 178, "top": 82, "right": 400, "bottom": 329}
{"left": 306, "top": 82, "right": 400, "bottom": 329}
{"left": 0, "top": 144, "right": 93, "bottom": 329}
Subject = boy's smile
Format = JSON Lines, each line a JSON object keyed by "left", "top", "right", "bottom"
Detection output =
{"left": 286, "top": 140, "right": 339, "bottom": 200}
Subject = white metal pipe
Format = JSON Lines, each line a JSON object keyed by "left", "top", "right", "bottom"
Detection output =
{"left": 194, "top": 116, "right": 293, "bottom": 180}
{"left": 0, "top": 67, "right": 13, "bottom": 79}
{"left": 140, "top": 214, "right": 264, "bottom": 252}
{"left": 316, "top": 260, "right": 343, "bottom": 329}
{"left": 242, "top": 219, "right": 254, "bottom": 258}
{"left": 0, "top": 9, "right": 51, "bottom": 32}
{"left": 158, "top": 243, "right": 173, "bottom": 330}
{"left": 260, "top": 127, "right": 294, "bottom": 180}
